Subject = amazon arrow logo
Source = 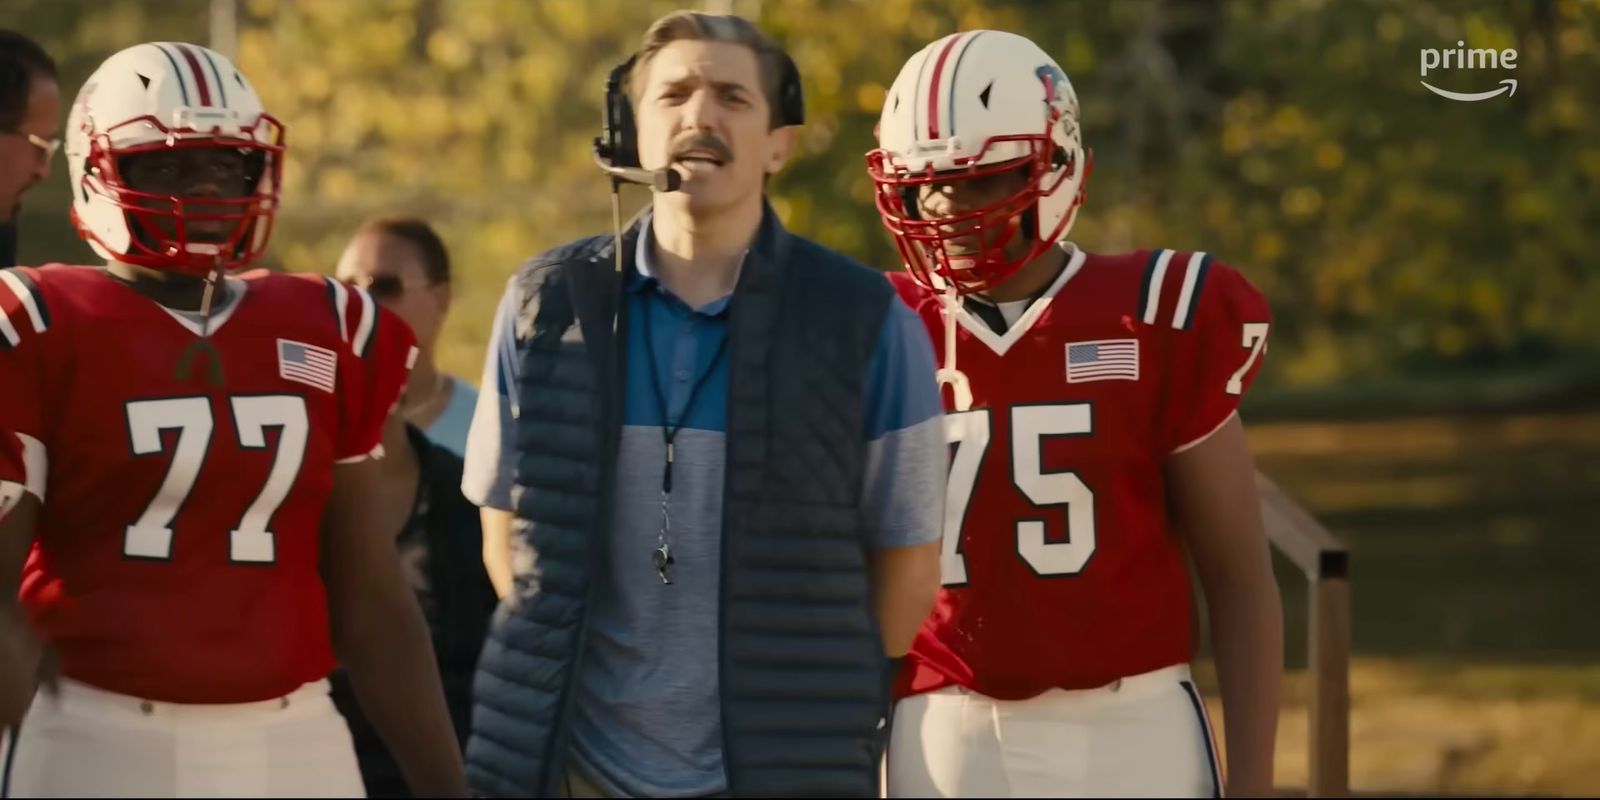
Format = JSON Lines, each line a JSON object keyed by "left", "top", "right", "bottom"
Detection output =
{"left": 1421, "top": 42, "right": 1519, "bottom": 102}
{"left": 1421, "top": 78, "right": 1517, "bottom": 102}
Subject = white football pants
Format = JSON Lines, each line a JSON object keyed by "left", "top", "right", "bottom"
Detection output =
{"left": 0, "top": 677, "right": 364, "bottom": 798}
{"left": 886, "top": 664, "right": 1223, "bottom": 798}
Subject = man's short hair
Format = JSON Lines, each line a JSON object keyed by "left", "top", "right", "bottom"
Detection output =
{"left": 0, "top": 30, "right": 57, "bottom": 132}
{"left": 630, "top": 11, "right": 791, "bottom": 129}
{"left": 358, "top": 215, "right": 451, "bottom": 285}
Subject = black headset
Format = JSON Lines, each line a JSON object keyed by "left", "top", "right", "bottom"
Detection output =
{"left": 592, "top": 47, "right": 806, "bottom": 189}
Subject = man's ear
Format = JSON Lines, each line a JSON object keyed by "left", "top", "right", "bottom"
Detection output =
{"left": 765, "top": 125, "right": 796, "bottom": 175}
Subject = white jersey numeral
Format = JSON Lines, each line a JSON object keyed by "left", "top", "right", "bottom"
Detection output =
{"left": 1011, "top": 404, "right": 1097, "bottom": 577}
{"left": 124, "top": 398, "right": 215, "bottom": 559}
{"left": 939, "top": 403, "right": 1098, "bottom": 586}
{"left": 228, "top": 395, "right": 310, "bottom": 563}
{"left": 1227, "top": 322, "right": 1271, "bottom": 395}
{"left": 124, "top": 395, "right": 309, "bottom": 563}
{"left": 941, "top": 409, "right": 992, "bottom": 586}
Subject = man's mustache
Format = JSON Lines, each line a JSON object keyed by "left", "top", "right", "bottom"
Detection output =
{"left": 670, "top": 134, "right": 734, "bottom": 164}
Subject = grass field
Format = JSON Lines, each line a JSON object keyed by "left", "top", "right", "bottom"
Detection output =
{"left": 1196, "top": 409, "right": 1600, "bottom": 796}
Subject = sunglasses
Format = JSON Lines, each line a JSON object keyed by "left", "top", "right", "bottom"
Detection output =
{"left": 4, "top": 130, "right": 61, "bottom": 163}
{"left": 343, "top": 274, "right": 435, "bottom": 300}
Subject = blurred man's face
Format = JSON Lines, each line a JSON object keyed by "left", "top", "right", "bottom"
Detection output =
{"left": 0, "top": 75, "right": 61, "bottom": 221}
{"left": 335, "top": 231, "right": 449, "bottom": 352}
{"left": 633, "top": 39, "right": 792, "bottom": 216}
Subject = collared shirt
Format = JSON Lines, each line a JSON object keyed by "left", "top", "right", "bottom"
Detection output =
{"left": 422, "top": 377, "right": 478, "bottom": 459}
{"left": 462, "top": 216, "right": 945, "bottom": 797}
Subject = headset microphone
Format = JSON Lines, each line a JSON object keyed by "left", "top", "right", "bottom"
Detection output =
{"left": 593, "top": 157, "right": 682, "bottom": 193}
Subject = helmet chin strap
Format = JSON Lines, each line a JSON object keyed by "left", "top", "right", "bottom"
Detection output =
{"left": 936, "top": 285, "right": 973, "bottom": 412}
{"left": 174, "top": 255, "right": 228, "bottom": 387}
{"left": 198, "top": 256, "right": 225, "bottom": 321}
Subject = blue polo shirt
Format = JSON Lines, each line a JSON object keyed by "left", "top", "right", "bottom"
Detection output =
{"left": 462, "top": 217, "right": 945, "bottom": 797}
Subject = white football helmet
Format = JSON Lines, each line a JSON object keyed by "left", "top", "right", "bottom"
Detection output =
{"left": 66, "top": 42, "right": 284, "bottom": 276}
{"left": 868, "top": 30, "right": 1089, "bottom": 294}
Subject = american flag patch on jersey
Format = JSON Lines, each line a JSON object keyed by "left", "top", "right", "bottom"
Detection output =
{"left": 1065, "top": 339, "right": 1140, "bottom": 383}
{"left": 278, "top": 338, "right": 337, "bottom": 393}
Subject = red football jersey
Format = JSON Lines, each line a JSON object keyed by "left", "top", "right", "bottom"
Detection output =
{"left": 891, "top": 246, "right": 1271, "bottom": 700}
{"left": 0, "top": 265, "right": 415, "bottom": 703}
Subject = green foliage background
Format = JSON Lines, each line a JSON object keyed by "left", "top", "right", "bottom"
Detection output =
{"left": 10, "top": 0, "right": 1599, "bottom": 398}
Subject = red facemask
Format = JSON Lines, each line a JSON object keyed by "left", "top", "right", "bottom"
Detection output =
{"left": 74, "top": 113, "right": 286, "bottom": 277}
{"left": 868, "top": 132, "right": 1086, "bottom": 295}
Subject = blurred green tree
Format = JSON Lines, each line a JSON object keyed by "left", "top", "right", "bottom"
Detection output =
{"left": 10, "top": 0, "right": 1598, "bottom": 393}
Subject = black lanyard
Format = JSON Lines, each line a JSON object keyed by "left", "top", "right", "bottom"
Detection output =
{"left": 638, "top": 286, "right": 729, "bottom": 584}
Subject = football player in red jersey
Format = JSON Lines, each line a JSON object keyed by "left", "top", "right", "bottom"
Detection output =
{"left": 0, "top": 42, "right": 466, "bottom": 797}
{"left": 868, "top": 31, "right": 1284, "bottom": 797}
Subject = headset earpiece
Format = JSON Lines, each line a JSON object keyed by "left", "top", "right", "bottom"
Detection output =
{"left": 776, "top": 52, "right": 805, "bottom": 127}
{"left": 596, "top": 55, "right": 641, "bottom": 169}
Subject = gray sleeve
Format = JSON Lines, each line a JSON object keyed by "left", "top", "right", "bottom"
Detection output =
{"left": 859, "top": 299, "right": 947, "bottom": 550}
{"left": 861, "top": 415, "right": 947, "bottom": 550}
{"left": 461, "top": 278, "right": 522, "bottom": 510}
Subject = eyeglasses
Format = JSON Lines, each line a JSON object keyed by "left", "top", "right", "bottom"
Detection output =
{"left": 3, "top": 131, "right": 61, "bottom": 163}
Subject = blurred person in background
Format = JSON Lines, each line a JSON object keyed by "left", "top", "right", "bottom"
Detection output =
{"left": 337, "top": 216, "right": 478, "bottom": 457}
{"left": 332, "top": 215, "right": 496, "bottom": 797}
{"left": 0, "top": 30, "right": 59, "bottom": 267}
{"left": 329, "top": 421, "right": 497, "bottom": 798}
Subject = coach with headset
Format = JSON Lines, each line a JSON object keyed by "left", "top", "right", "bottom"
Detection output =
{"left": 460, "top": 10, "right": 945, "bottom": 799}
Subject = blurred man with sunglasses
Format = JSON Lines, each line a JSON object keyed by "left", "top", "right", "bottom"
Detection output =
{"left": 333, "top": 216, "right": 496, "bottom": 796}
{"left": 336, "top": 216, "right": 478, "bottom": 457}
{"left": 0, "top": 30, "right": 60, "bottom": 267}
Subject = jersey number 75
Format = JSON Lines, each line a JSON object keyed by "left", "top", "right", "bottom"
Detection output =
{"left": 941, "top": 403, "right": 1096, "bottom": 586}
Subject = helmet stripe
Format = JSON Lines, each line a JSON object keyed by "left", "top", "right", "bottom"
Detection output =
{"left": 154, "top": 44, "right": 191, "bottom": 106}
{"left": 174, "top": 43, "right": 213, "bottom": 106}
{"left": 926, "top": 33, "right": 964, "bottom": 139}
{"left": 198, "top": 47, "right": 229, "bottom": 108}
{"left": 945, "top": 31, "right": 985, "bottom": 136}
{"left": 910, "top": 40, "right": 937, "bottom": 145}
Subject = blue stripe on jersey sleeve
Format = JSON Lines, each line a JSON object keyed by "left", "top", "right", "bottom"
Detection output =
{"left": 862, "top": 298, "right": 943, "bottom": 442}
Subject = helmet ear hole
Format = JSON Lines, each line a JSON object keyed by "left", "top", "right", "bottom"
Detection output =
{"left": 1051, "top": 147, "right": 1069, "bottom": 171}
